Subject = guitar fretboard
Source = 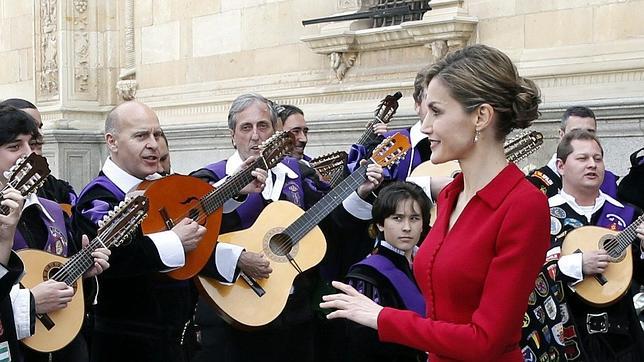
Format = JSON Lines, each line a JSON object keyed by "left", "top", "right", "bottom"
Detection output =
{"left": 606, "top": 215, "right": 644, "bottom": 258}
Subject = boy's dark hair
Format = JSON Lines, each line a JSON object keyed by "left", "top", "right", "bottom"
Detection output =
{"left": 370, "top": 181, "right": 432, "bottom": 241}
{"left": 0, "top": 105, "right": 39, "bottom": 146}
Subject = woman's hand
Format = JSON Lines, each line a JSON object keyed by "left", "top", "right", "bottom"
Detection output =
{"left": 320, "top": 280, "right": 383, "bottom": 330}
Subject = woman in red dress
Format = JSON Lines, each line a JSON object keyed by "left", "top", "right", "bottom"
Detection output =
{"left": 321, "top": 44, "right": 550, "bottom": 361}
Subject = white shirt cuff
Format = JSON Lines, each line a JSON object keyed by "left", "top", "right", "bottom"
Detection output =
{"left": 406, "top": 175, "right": 434, "bottom": 203}
{"left": 10, "top": 285, "right": 33, "bottom": 339}
{"left": 343, "top": 191, "right": 372, "bottom": 221}
{"left": 558, "top": 253, "right": 583, "bottom": 282}
{"left": 148, "top": 230, "right": 185, "bottom": 269}
{"left": 215, "top": 242, "right": 245, "bottom": 283}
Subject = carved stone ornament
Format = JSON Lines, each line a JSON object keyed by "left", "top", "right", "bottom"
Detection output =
{"left": 330, "top": 52, "right": 358, "bottom": 81}
{"left": 429, "top": 40, "right": 447, "bottom": 59}
{"left": 73, "top": 0, "right": 90, "bottom": 93}
{"left": 40, "top": 0, "right": 59, "bottom": 95}
{"left": 116, "top": 79, "right": 138, "bottom": 101}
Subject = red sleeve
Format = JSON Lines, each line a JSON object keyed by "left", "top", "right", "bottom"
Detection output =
{"left": 377, "top": 190, "right": 550, "bottom": 359}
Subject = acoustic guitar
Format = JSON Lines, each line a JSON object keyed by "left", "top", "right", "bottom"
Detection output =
{"left": 138, "top": 131, "right": 294, "bottom": 280}
{"left": 196, "top": 133, "right": 410, "bottom": 327}
{"left": 410, "top": 130, "right": 544, "bottom": 225}
{"left": 561, "top": 215, "right": 644, "bottom": 307}
{"left": 19, "top": 195, "right": 149, "bottom": 352}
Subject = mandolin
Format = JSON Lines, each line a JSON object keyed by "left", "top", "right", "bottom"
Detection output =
{"left": 19, "top": 195, "right": 149, "bottom": 352}
{"left": 138, "top": 131, "right": 294, "bottom": 280}
{"left": 196, "top": 133, "right": 410, "bottom": 327}
{"left": 561, "top": 215, "right": 644, "bottom": 307}
{"left": 0, "top": 153, "right": 50, "bottom": 210}
{"left": 309, "top": 150, "right": 348, "bottom": 187}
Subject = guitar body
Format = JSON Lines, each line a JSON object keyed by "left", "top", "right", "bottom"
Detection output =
{"left": 196, "top": 201, "right": 327, "bottom": 328}
{"left": 561, "top": 226, "right": 632, "bottom": 307}
{"left": 18, "top": 249, "right": 84, "bottom": 352}
{"left": 139, "top": 175, "right": 223, "bottom": 280}
{"left": 409, "top": 160, "right": 461, "bottom": 179}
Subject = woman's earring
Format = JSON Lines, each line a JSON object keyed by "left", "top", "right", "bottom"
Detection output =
{"left": 473, "top": 129, "right": 481, "bottom": 143}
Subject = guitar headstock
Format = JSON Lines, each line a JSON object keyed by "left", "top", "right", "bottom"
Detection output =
{"left": 4, "top": 153, "right": 51, "bottom": 196}
{"left": 372, "top": 91, "right": 402, "bottom": 126}
{"left": 504, "top": 130, "right": 544, "bottom": 163}
{"left": 260, "top": 131, "right": 295, "bottom": 169}
{"left": 97, "top": 195, "right": 149, "bottom": 248}
{"left": 310, "top": 151, "right": 348, "bottom": 179}
{"left": 370, "top": 132, "right": 411, "bottom": 168}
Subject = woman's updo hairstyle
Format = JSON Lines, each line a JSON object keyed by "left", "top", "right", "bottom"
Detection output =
{"left": 424, "top": 44, "right": 541, "bottom": 140}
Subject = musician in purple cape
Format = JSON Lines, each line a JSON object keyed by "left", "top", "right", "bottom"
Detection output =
{"left": 190, "top": 93, "right": 383, "bottom": 362}
{"left": 72, "top": 101, "right": 207, "bottom": 362}
{"left": 521, "top": 130, "right": 644, "bottom": 362}
{"left": 343, "top": 181, "right": 430, "bottom": 362}
{"left": 0, "top": 98, "right": 78, "bottom": 206}
{"left": 0, "top": 105, "right": 110, "bottom": 362}
{"left": 527, "top": 106, "right": 619, "bottom": 199}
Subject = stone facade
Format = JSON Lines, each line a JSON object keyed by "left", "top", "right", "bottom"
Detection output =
{"left": 0, "top": 0, "right": 642, "bottom": 190}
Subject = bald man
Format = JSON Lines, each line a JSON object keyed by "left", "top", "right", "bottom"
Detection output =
{"left": 72, "top": 101, "right": 206, "bottom": 362}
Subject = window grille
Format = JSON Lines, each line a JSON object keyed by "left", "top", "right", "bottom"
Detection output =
{"left": 371, "top": 0, "right": 431, "bottom": 28}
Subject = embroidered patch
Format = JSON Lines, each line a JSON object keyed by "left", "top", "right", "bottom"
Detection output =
{"left": 548, "top": 346, "right": 560, "bottom": 362}
{"left": 535, "top": 273, "right": 549, "bottom": 297}
{"left": 528, "top": 290, "right": 537, "bottom": 305}
{"left": 528, "top": 331, "right": 542, "bottom": 350}
{"left": 287, "top": 183, "right": 301, "bottom": 207}
{"left": 539, "top": 352, "right": 549, "bottom": 362}
{"left": 547, "top": 264, "right": 558, "bottom": 281}
{"left": 550, "top": 217, "right": 562, "bottom": 235}
{"left": 534, "top": 306, "right": 546, "bottom": 324}
{"left": 559, "top": 303, "right": 569, "bottom": 324}
{"left": 544, "top": 296, "right": 557, "bottom": 320}
{"left": 563, "top": 218, "right": 583, "bottom": 229}
{"left": 545, "top": 247, "right": 561, "bottom": 262}
{"left": 47, "top": 226, "right": 68, "bottom": 257}
{"left": 550, "top": 207, "right": 566, "bottom": 219}
{"left": 554, "top": 281, "right": 565, "bottom": 303}
{"left": 522, "top": 346, "right": 537, "bottom": 362}
{"left": 542, "top": 325, "right": 552, "bottom": 344}
{"left": 532, "top": 170, "right": 553, "bottom": 186}
{"left": 551, "top": 323, "right": 565, "bottom": 346}
{"left": 605, "top": 213, "right": 627, "bottom": 229}
{"left": 0, "top": 341, "right": 11, "bottom": 362}
{"left": 523, "top": 313, "right": 531, "bottom": 328}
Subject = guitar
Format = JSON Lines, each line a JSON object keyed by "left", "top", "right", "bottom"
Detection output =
{"left": 196, "top": 133, "right": 410, "bottom": 327}
{"left": 410, "top": 130, "right": 544, "bottom": 225}
{"left": 357, "top": 91, "right": 403, "bottom": 146}
{"left": 138, "top": 131, "right": 294, "bottom": 280}
{"left": 0, "top": 153, "right": 50, "bottom": 210}
{"left": 561, "top": 215, "right": 644, "bottom": 307}
{"left": 19, "top": 195, "right": 149, "bottom": 352}
{"left": 309, "top": 151, "right": 348, "bottom": 187}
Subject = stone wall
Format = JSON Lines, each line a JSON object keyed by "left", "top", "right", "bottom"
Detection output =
{"left": 0, "top": 0, "right": 642, "bottom": 191}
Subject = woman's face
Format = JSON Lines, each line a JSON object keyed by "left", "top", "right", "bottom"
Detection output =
{"left": 420, "top": 77, "right": 478, "bottom": 164}
{"left": 378, "top": 198, "right": 424, "bottom": 253}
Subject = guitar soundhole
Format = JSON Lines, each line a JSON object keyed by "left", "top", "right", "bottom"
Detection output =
{"left": 43, "top": 262, "right": 78, "bottom": 293}
{"left": 600, "top": 235, "right": 625, "bottom": 262}
{"left": 269, "top": 234, "right": 293, "bottom": 257}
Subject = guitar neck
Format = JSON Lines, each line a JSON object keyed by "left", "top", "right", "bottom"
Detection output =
{"left": 356, "top": 120, "right": 380, "bottom": 146}
{"left": 52, "top": 237, "right": 107, "bottom": 285}
{"left": 200, "top": 158, "right": 268, "bottom": 214}
{"left": 610, "top": 215, "right": 644, "bottom": 256}
{"left": 283, "top": 162, "right": 369, "bottom": 243}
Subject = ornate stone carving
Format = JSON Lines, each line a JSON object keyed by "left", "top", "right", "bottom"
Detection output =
{"left": 73, "top": 0, "right": 89, "bottom": 93}
{"left": 430, "top": 40, "right": 448, "bottom": 59}
{"left": 39, "top": 0, "right": 58, "bottom": 96}
{"left": 116, "top": 79, "right": 138, "bottom": 101}
{"left": 330, "top": 52, "right": 358, "bottom": 81}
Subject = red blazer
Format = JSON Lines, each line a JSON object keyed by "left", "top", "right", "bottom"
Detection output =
{"left": 378, "top": 163, "right": 549, "bottom": 361}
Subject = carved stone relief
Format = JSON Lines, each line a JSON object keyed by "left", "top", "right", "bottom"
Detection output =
{"left": 73, "top": 0, "right": 90, "bottom": 93}
{"left": 117, "top": 0, "right": 137, "bottom": 101}
{"left": 330, "top": 52, "right": 358, "bottom": 81}
{"left": 40, "top": 0, "right": 59, "bottom": 96}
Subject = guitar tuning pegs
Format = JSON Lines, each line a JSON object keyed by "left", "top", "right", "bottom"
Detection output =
{"left": 98, "top": 220, "right": 104, "bottom": 228}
